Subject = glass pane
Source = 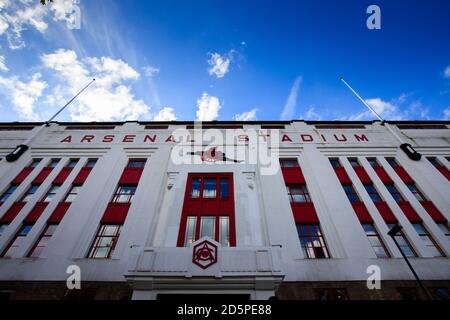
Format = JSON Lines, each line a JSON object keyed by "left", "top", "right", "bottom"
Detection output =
{"left": 29, "top": 245, "right": 44, "bottom": 258}
{"left": 200, "top": 216, "right": 215, "bottom": 239}
{"left": 437, "top": 223, "right": 449, "bottom": 236}
{"left": 45, "top": 225, "right": 58, "bottom": 235}
{"left": 220, "top": 179, "right": 229, "bottom": 198}
{"left": 86, "top": 160, "right": 97, "bottom": 168}
{"left": 20, "top": 225, "right": 33, "bottom": 235}
{"left": 49, "top": 159, "right": 60, "bottom": 168}
{"left": 128, "top": 160, "right": 145, "bottom": 168}
{"left": 184, "top": 217, "right": 197, "bottom": 247}
{"left": 373, "top": 246, "right": 388, "bottom": 258}
{"left": 190, "top": 179, "right": 201, "bottom": 198}
{"left": 400, "top": 245, "right": 415, "bottom": 257}
{"left": 93, "top": 247, "right": 108, "bottom": 258}
{"left": 203, "top": 179, "right": 216, "bottom": 198}
{"left": 103, "top": 225, "right": 119, "bottom": 236}
{"left": 65, "top": 194, "right": 76, "bottom": 203}
{"left": 368, "top": 236, "right": 382, "bottom": 247}
{"left": 428, "top": 246, "right": 443, "bottom": 257}
{"left": 219, "top": 217, "right": 230, "bottom": 246}
{"left": 412, "top": 223, "right": 426, "bottom": 234}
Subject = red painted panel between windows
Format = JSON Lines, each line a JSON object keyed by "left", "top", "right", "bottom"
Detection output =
{"left": 23, "top": 202, "right": 49, "bottom": 223}
{"left": 393, "top": 167, "right": 414, "bottom": 184}
{"left": 373, "top": 167, "right": 393, "bottom": 184}
{"left": 53, "top": 167, "right": 73, "bottom": 185}
{"left": 437, "top": 166, "right": 450, "bottom": 181}
{"left": 354, "top": 167, "right": 372, "bottom": 184}
{"left": 101, "top": 203, "right": 131, "bottom": 224}
{"left": 291, "top": 203, "right": 320, "bottom": 223}
{"left": 351, "top": 202, "right": 374, "bottom": 223}
{"left": 0, "top": 202, "right": 26, "bottom": 223}
{"left": 281, "top": 167, "right": 306, "bottom": 184}
{"left": 118, "top": 167, "right": 145, "bottom": 185}
{"left": 73, "top": 167, "right": 92, "bottom": 185}
{"left": 374, "top": 201, "right": 398, "bottom": 223}
{"left": 397, "top": 201, "right": 422, "bottom": 223}
{"left": 420, "top": 201, "right": 447, "bottom": 223}
{"left": 333, "top": 167, "right": 352, "bottom": 184}
{"left": 12, "top": 168, "right": 34, "bottom": 185}
{"left": 47, "top": 202, "right": 71, "bottom": 224}
{"left": 32, "top": 168, "right": 54, "bottom": 184}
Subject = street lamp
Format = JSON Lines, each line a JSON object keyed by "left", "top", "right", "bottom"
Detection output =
{"left": 388, "top": 225, "right": 432, "bottom": 300}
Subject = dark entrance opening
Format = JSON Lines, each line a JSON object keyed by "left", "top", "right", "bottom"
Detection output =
{"left": 157, "top": 294, "right": 251, "bottom": 301}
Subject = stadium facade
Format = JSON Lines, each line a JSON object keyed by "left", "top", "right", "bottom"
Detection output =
{"left": 0, "top": 120, "right": 449, "bottom": 300}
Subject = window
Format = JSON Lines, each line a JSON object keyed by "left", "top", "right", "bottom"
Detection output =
{"left": 0, "top": 185, "right": 18, "bottom": 203}
{"left": 67, "top": 159, "right": 79, "bottom": 168}
{"left": 280, "top": 159, "right": 299, "bottom": 168}
{"left": 367, "top": 157, "right": 379, "bottom": 168}
{"left": 296, "top": 224, "right": 329, "bottom": 259}
{"left": 41, "top": 185, "right": 60, "bottom": 203}
{"left": 286, "top": 184, "right": 312, "bottom": 203}
{"left": 362, "top": 224, "right": 389, "bottom": 258}
{"left": 85, "top": 159, "right": 98, "bottom": 168}
{"left": 190, "top": 179, "right": 201, "bottom": 198}
{"left": 386, "top": 158, "right": 399, "bottom": 168}
{"left": 20, "top": 185, "right": 40, "bottom": 202}
{"left": 1, "top": 224, "right": 33, "bottom": 257}
{"left": 364, "top": 184, "right": 382, "bottom": 202}
{"left": 183, "top": 215, "right": 231, "bottom": 247}
{"left": 112, "top": 185, "right": 137, "bottom": 203}
{"left": 329, "top": 158, "right": 341, "bottom": 168}
{"left": 220, "top": 178, "right": 229, "bottom": 198}
{"left": 203, "top": 179, "right": 216, "bottom": 198}
{"left": 28, "top": 224, "right": 58, "bottom": 258}
{"left": 406, "top": 183, "right": 426, "bottom": 201}
{"left": 29, "top": 159, "right": 42, "bottom": 168}
{"left": 127, "top": 159, "right": 146, "bottom": 168}
{"left": 437, "top": 223, "right": 449, "bottom": 237}
{"left": 0, "top": 224, "right": 7, "bottom": 236}
{"left": 200, "top": 216, "right": 215, "bottom": 239}
{"left": 387, "top": 224, "right": 417, "bottom": 257}
{"left": 342, "top": 184, "right": 360, "bottom": 202}
{"left": 88, "top": 225, "right": 121, "bottom": 259}
{"left": 48, "top": 159, "right": 60, "bottom": 168}
{"left": 219, "top": 216, "right": 230, "bottom": 247}
{"left": 64, "top": 185, "right": 82, "bottom": 203}
{"left": 385, "top": 184, "right": 404, "bottom": 202}
{"left": 412, "top": 223, "right": 444, "bottom": 257}
{"left": 348, "top": 158, "right": 360, "bottom": 168}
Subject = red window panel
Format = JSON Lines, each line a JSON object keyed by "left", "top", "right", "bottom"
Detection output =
{"left": 177, "top": 173, "right": 235, "bottom": 247}
{"left": 0, "top": 202, "right": 26, "bottom": 223}
{"left": 420, "top": 201, "right": 447, "bottom": 223}
{"left": 372, "top": 167, "right": 393, "bottom": 184}
{"left": 333, "top": 167, "right": 352, "bottom": 184}
{"left": 100, "top": 203, "right": 131, "bottom": 224}
{"left": 351, "top": 202, "right": 374, "bottom": 223}
{"left": 118, "top": 167, "right": 145, "bottom": 185}
{"left": 281, "top": 167, "right": 306, "bottom": 184}
{"left": 392, "top": 167, "right": 414, "bottom": 184}
{"left": 32, "top": 168, "right": 54, "bottom": 184}
{"left": 11, "top": 168, "right": 34, "bottom": 185}
{"left": 374, "top": 201, "right": 398, "bottom": 223}
{"left": 47, "top": 202, "right": 71, "bottom": 224}
{"left": 397, "top": 201, "right": 422, "bottom": 223}
{"left": 73, "top": 168, "right": 92, "bottom": 184}
{"left": 53, "top": 167, "right": 74, "bottom": 185}
{"left": 23, "top": 202, "right": 49, "bottom": 223}
{"left": 353, "top": 167, "right": 372, "bottom": 184}
{"left": 291, "top": 203, "right": 320, "bottom": 224}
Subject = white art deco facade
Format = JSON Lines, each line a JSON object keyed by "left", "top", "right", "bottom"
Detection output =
{"left": 0, "top": 120, "right": 449, "bottom": 300}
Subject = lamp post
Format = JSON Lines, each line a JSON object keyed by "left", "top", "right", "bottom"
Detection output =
{"left": 387, "top": 225, "right": 432, "bottom": 300}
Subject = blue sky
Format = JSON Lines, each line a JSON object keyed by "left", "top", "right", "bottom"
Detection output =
{"left": 0, "top": 0, "right": 449, "bottom": 122}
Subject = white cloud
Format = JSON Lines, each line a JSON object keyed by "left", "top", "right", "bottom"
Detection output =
{"left": 443, "top": 107, "right": 450, "bottom": 120}
{"left": 233, "top": 108, "right": 258, "bottom": 121}
{"left": 143, "top": 65, "right": 160, "bottom": 77}
{"left": 196, "top": 93, "right": 222, "bottom": 121}
{"left": 301, "top": 106, "right": 323, "bottom": 120}
{"left": 0, "top": 0, "right": 77, "bottom": 49}
{"left": 207, "top": 51, "right": 234, "bottom": 78}
{"left": 0, "top": 72, "right": 47, "bottom": 120}
{"left": 444, "top": 66, "right": 450, "bottom": 79}
{"left": 153, "top": 107, "right": 176, "bottom": 121}
{"left": 41, "top": 48, "right": 149, "bottom": 122}
{"left": 280, "top": 76, "right": 302, "bottom": 120}
{"left": 0, "top": 55, "right": 8, "bottom": 71}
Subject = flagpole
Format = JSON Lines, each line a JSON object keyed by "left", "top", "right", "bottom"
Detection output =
{"left": 340, "top": 76, "right": 422, "bottom": 161}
